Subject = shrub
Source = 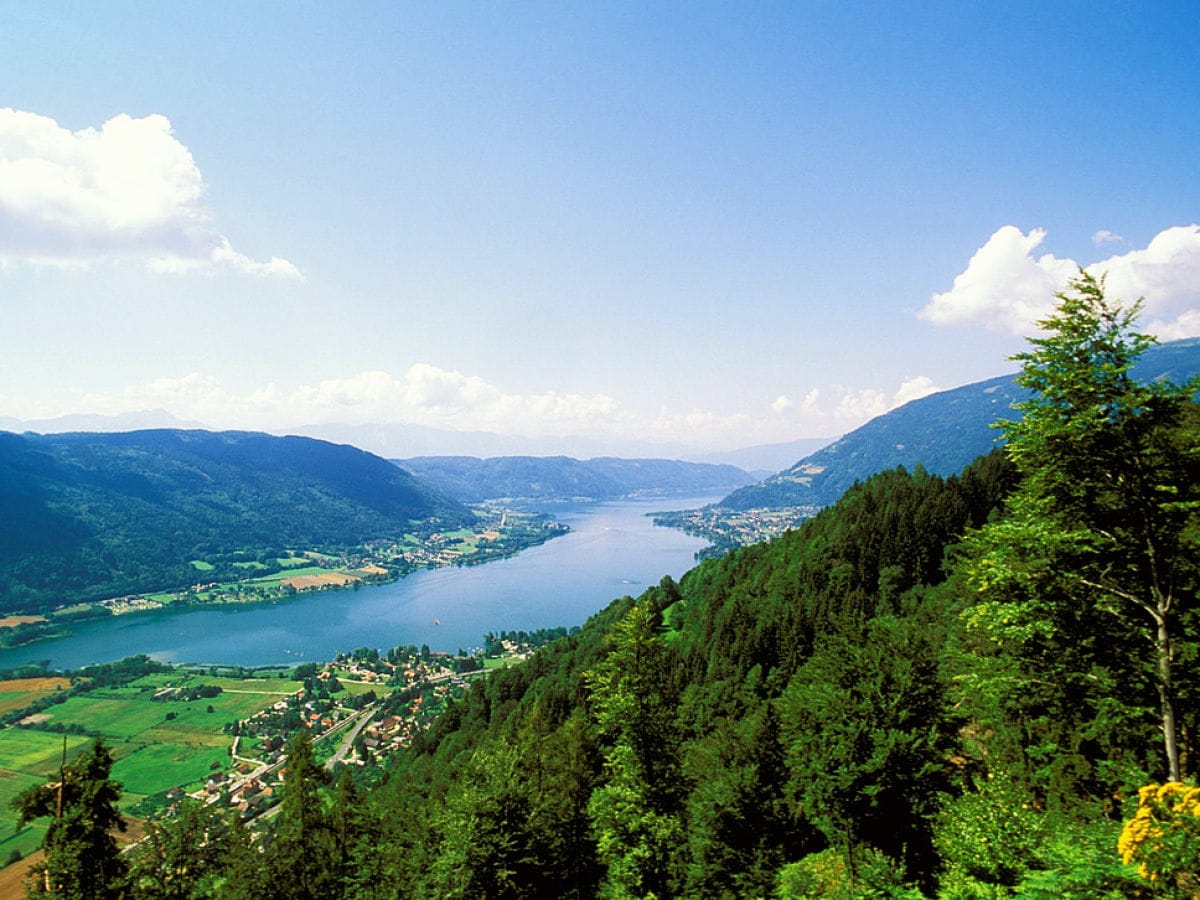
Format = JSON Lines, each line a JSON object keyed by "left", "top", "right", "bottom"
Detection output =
{"left": 1118, "top": 782, "right": 1200, "bottom": 892}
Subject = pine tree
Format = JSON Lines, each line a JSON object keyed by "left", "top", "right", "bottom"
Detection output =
{"left": 14, "top": 737, "right": 126, "bottom": 900}
{"left": 264, "top": 731, "right": 337, "bottom": 899}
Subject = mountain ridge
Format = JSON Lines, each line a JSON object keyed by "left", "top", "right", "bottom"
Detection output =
{"left": 0, "top": 429, "right": 472, "bottom": 613}
{"left": 718, "top": 336, "right": 1200, "bottom": 513}
{"left": 395, "top": 455, "right": 753, "bottom": 503}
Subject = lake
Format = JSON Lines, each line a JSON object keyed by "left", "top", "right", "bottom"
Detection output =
{"left": 0, "top": 497, "right": 715, "bottom": 670}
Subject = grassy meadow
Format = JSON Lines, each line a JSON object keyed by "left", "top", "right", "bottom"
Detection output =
{"left": 0, "top": 672, "right": 302, "bottom": 864}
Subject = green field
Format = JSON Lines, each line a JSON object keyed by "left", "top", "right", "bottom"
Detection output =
{"left": 0, "top": 672, "right": 304, "bottom": 836}
{"left": 0, "top": 732, "right": 95, "bottom": 862}
{"left": 111, "top": 742, "right": 229, "bottom": 797}
{"left": 247, "top": 565, "right": 335, "bottom": 585}
{"left": 336, "top": 680, "right": 382, "bottom": 697}
{"left": 0, "top": 730, "right": 91, "bottom": 774}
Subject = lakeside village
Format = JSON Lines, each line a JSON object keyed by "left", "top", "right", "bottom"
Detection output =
{"left": 194, "top": 639, "right": 551, "bottom": 825}
{"left": 652, "top": 504, "right": 818, "bottom": 559}
{"left": 0, "top": 628, "right": 576, "bottom": 849}
{"left": 0, "top": 504, "right": 570, "bottom": 649}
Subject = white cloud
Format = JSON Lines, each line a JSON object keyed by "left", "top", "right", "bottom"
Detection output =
{"left": 1092, "top": 229, "right": 1124, "bottom": 246}
{"left": 918, "top": 226, "right": 1077, "bottom": 333}
{"left": 893, "top": 375, "right": 940, "bottom": 406}
{"left": 0, "top": 107, "right": 299, "bottom": 277}
{"left": 920, "top": 224, "right": 1200, "bottom": 339}
{"left": 1151, "top": 309, "right": 1200, "bottom": 342}
{"left": 1100, "top": 225, "right": 1200, "bottom": 338}
{"left": 23, "top": 366, "right": 947, "bottom": 453}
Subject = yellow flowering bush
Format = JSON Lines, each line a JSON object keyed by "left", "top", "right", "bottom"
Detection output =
{"left": 1118, "top": 782, "right": 1200, "bottom": 890}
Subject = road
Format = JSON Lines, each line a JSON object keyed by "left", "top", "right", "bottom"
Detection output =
{"left": 323, "top": 705, "right": 378, "bottom": 770}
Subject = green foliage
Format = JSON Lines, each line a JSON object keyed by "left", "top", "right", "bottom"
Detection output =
{"left": 779, "top": 613, "right": 948, "bottom": 882}
{"left": 0, "top": 429, "right": 472, "bottom": 612}
{"left": 127, "top": 798, "right": 234, "bottom": 899}
{"left": 264, "top": 731, "right": 337, "bottom": 899}
{"left": 961, "top": 271, "right": 1200, "bottom": 787}
{"left": 776, "top": 847, "right": 924, "bottom": 899}
{"left": 934, "top": 774, "right": 1047, "bottom": 889}
{"left": 587, "top": 601, "right": 686, "bottom": 897}
{"left": 428, "top": 744, "right": 540, "bottom": 898}
{"left": 13, "top": 736, "right": 126, "bottom": 899}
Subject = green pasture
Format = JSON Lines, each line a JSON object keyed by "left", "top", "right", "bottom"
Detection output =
{"left": 0, "top": 691, "right": 48, "bottom": 718}
{"left": 0, "top": 819, "right": 46, "bottom": 864}
{"left": 40, "top": 676, "right": 296, "bottom": 744}
{"left": 335, "top": 680, "right": 381, "bottom": 697}
{"left": 201, "top": 676, "right": 301, "bottom": 695}
{"left": 247, "top": 566, "right": 332, "bottom": 585}
{"left": 42, "top": 696, "right": 168, "bottom": 740}
{"left": 189, "top": 560, "right": 215, "bottom": 572}
{"left": 0, "top": 765, "right": 52, "bottom": 860}
{"left": 111, "top": 742, "right": 228, "bottom": 797}
{"left": 0, "top": 731, "right": 91, "bottom": 775}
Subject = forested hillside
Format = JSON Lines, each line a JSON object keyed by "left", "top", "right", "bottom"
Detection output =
{"left": 0, "top": 430, "right": 471, "bottom": 613}
{"left": 394, "top": 455, "right": 752, "bottom": 503}
{"left": 21, "top": 277, "right": 1200, "bottom": 897}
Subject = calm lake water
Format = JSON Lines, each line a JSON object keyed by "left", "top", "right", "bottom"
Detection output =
{"left": 0, "top": 497, "right": 714, "bottom": 670}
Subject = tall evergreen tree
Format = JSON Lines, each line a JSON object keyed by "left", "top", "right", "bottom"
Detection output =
{"left": 264, "top": 731, "right": 337, "bottom": 900}
{"left": 13, "top": 737, "right": 126, "bottom": 900}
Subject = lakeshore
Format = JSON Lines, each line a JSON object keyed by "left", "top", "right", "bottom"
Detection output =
{"left": 0, "top": 497, "right": 716, "bottom": 671}
{"left": 0, "top": 503, "right": 568, "bottom": 655}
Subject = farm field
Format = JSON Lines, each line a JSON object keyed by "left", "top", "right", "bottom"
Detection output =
{"left": 0, "top": 670, "right": 304, "bottom": 861}
{"left": 0, "top": 731, "right": 93, "bottom": 863}
{"left": 0, "top": 677, "right": 71, "bottom": 718}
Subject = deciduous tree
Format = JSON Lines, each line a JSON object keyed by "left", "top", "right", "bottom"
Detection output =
{"left": 967, "top": 270, "right": 1200, "bottom": 782}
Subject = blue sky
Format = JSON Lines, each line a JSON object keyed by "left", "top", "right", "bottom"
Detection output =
{"left": 2, "top": 2, "right": 1198, "bottom": 455}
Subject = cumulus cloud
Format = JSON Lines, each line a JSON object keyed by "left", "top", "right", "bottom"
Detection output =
{"left": 918, "top": 226, "right": 1077, "bottom": 333}
{"left": 0, "top": 107, "right": 299, "bottom": 277}
{"left": 104, "top": 365, "right": 626, "bottom": 437}
{"left": 893, "top": 375, "right": 940, "bottom": 406}
{"left": 824, "top": 376, "right": 942, "bottom": 423}
{"left": 771, "top": 394, "right": 793, "bottom": 414}
{"left": 1103, "top": 226, "right": 1200, "bottom": 339}
{"left": 920, "top": 224, "right": 1200, "bottom": 338}
{"left": 1093, "top": 229, "right": 1124, "bottom": 246}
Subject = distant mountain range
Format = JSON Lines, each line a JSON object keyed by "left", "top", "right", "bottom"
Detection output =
{"left": 718, "top": 337, "right": 1200, "bottom": 512}
{"left": 0, "top": 413, "right": 831, "bottom": 474}
{"left": 0, "top": 429, "right": 471, "bottom": 613}
{"left": 395, "top": 455, "right": 754, "bottom": 503}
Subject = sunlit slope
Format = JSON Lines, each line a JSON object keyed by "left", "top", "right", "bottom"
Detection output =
{"left": 0, "top": 429, "right": 471, "bottom": 612}
{"left": 719, "top": 337, "right": 1200, "bottom": 512}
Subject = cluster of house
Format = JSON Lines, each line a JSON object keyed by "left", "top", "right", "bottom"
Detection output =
{"left": 328, "top": 653, "right": 458, "bottom": 686}
{"left": 100, "top": 594, "right": 166, "bottom": 615}
{"left": 194, "top": 765, "right": 278, "bottom": 820}
{"left": 237, "top": 690, "right": 352, "bottom": 742}
{"left": 671, "top": 504, "right": 816, "bottom": 547}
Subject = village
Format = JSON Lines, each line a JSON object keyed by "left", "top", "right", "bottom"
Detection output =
{"left": 174, "top": 639, "right": 537, "bottom": 825}
{"left": 652, "top": 503, "right": 818, "bottom": 557}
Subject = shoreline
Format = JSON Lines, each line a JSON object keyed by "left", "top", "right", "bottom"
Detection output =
{"left": 0, "top": 514, "right": 571, "bottom": 659}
